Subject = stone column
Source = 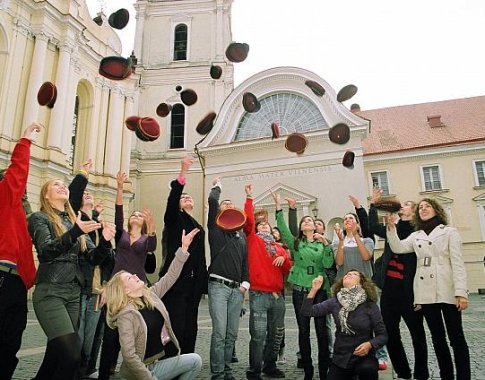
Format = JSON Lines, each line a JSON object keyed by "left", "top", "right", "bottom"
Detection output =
{"left": 104, "top": 86, "right": 124, "bottom": 175}
{"left": 215, "top": 0, "right": 224, "bottom": 60}
{"left": 22, "top": 33, "right": 49, "bottom": 127}
{"left": 133, "top": 2, "right": 147, "bottom": 61}
{"left": 85, "top": 78, "right": 103, "bottom": 162}
{"left": 120, "top": 95, "right": 134, "bottom": 174}
{"left": 47, "top": 43, "right": 73, "bottom": 149}
{"left": 95, "top": 83, "right": 110, "bottom": 173}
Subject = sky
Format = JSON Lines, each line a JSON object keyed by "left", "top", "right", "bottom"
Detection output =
{"left": 86, "top": 0, "right": 485, "bottom": 110}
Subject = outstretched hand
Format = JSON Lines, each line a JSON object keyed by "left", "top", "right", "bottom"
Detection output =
{"left": 181, "top": 155, "right": 194, "bottom": 175}
{"left": 76, "top": 212, "right": 101, "bottom": 233}
{"left": 101, "top": 222, "right": 116, "bottom": 242}
{"left": 22, "top": 122, "right": 44, "bottom": 141}
{"left": 348, "top": 195, "right": 361, "bottom": 208}
{"left": 80, "top": 159, "right": 93, "bottom": 174}
{"left": 371, "top": 186, "right": 383, "bottom": 204}
{"left": 116, "top": 171, "right": 127, "bottom": 189}
{"left": 245, "top": 184, "right": 252, "bottom": 196}
{"left": 181, "top": 228, "right": 200, "bottom": 252}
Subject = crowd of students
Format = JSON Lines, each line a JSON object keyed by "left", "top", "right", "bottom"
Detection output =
{"left": 0, "top": 136, "right": 471, "bottom": 380}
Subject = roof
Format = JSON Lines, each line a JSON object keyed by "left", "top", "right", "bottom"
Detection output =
{"left": 358, "top": 96, "right": 485, "bottom": 155}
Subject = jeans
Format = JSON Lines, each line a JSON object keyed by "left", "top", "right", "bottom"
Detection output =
{"left": 247, "top": 290, "right": 286, "bottom": 376}
{"left": 381, "top": 284, "right": 429, "bottom": 379}
{"left": 149, "top": 353, "right": 202, "bottom": 380}
{"left": 208, "top": 281, "right": 244, "bottom": 380}
{"left": 0, "top": 271, "right": 27, "bottom": 380}
{"left": 422, "top": 303, "right": 470, "bottom": 380}
{"left": 78, "top": 294, "right": 101, "bottom": 366}
{"left": 292, "top": 288, "right": 330, "bottom": 380}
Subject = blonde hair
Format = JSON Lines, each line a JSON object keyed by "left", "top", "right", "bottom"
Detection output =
{"left": 40, "top": 179, "right": 87, "bottom": 252}
{"left": 106, "top": 271, "right": 155, "bottom": 329}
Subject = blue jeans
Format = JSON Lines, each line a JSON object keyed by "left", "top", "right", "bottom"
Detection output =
{"left": 247, "top": 290, "right": 286, "bottom": 376}
{"left": 78, "top": 294, "right": 101, "bottom": 366}
{"left": 149, "top": 353, "right": 202, "bottom": 379}
{"left": 208, "top": 281, "right": 244, "bottom": 379}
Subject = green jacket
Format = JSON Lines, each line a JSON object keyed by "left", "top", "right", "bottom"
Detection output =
{"left": 276, "top": 210, "right": 334, "bottom": 293}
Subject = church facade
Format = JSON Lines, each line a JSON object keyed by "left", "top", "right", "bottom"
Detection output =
{"left": 1, "top": 0, "right": 484, "bottom": 291}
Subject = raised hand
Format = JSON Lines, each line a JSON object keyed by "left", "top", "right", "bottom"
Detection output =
{"left": 94, "top": 200, "right": 105, "bottom": 215}
{"left": 181, "top": 228, "right": 200, "bottom": 252}
{"left": 284, "top": 196, "right": 296, "bottom": 209}
{"left": 348, "top": 195, "right": 361, "bottom": 208}
{"left": 76, "top": 211, "right": 101, "bottom": 233}
{"left": 80, "top": 159, "right": 93, "bottom": 174}
{"left": 141, "top": 208, "right": 155, "bottom": 233}
{"left": 334, "top": 223, "right": 344, "bottom": 241}
{"left": 181, "top": 155, "right": 194, "bottom": 175}
{"left": 371, "top": 186, "right": 383, "bottom": 204}
{"left": 386, "top": 214, "right": 396, "bottom": 230}
{"left": 245, "top": 184, "right": 252, "bottom": 196}
{"left": 271, "top": 190, "right": 281, "bottom": 206}
{"left": 101, "top": 222, "right": 116, "bottom": 241}
{"left": 116, "top": 171, "right": 127, "bottom": 189}
{"left": 22, "top": 122, "right": 44, "bottom": 141}
{"left": 212, "top": 177, "right": 221, "bottom": 186}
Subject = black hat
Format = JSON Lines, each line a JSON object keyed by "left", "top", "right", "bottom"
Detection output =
{"left": 108, "top": 8, "right": 130, "bottom": 30}
{"left": 37, "top": 82, "right": 57, "bottom": 109}
{"left": 373, "top": 198, "right": 402, "bottom": 213}
{"left": 156, "top": 103, "right": 172, "bottom": 117}
{"left": 342, "top": 150, "right": 355, "bottom": 168}
{"left": 196, "top": 112, "right": 217, "bottom": 135}
{"left": 242, "top": 92, "right": 261, "bottom": 113}
{"left": 285, "top": 132, "right": 308, "bottom": 155}
{"left": 210, "top": 65, "right": 223, "bottom": 79}
{"left": 329, "top": 123, "right": 350, "bottom": 145}
{"left": 305, "top": 80, "right": 325, "bottom": 97}
{"left": 225, "top": 42, "right": 249, "bottom": 63}
{"left": 99, "top": 56, "right": 132, "bottom": 81}
{"left": 337, "top": 84, "right": 358, "bottom": 102}
{"left": 180, "top": 89, "right": 198, "bottom": 106}
{"left": 271, "top": 123, "right": 280, "bottom": 139}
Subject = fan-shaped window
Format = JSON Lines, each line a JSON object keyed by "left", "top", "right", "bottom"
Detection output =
{"left": 173, "top": 24, "right": 188, "bottom": 61}
{"left": 234, "top": 92, "right": 327, "bottom": 141}
{"left": 170, "top": 104, "right": 185, "bottom": 149}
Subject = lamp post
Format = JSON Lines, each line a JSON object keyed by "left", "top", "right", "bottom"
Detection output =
{"left": 312, "top": 207, "right": 319, "bottom": 218}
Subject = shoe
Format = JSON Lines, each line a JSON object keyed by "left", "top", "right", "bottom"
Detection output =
{"left": 231, "top": 356, "right": 239, "bottom": 363}
{"left": 84, "top": 371, "right": 99, "bottom": 379}
{"left": 396, "top": 378, "right": 411, "bottom": 380}
{"left": 262, "top": 368, "right": 285, "bottom": 378}
{"left": 378, "top": 361, "right": 388, "bottom": 371}
{"left": 246, "top": 373, "right": 263, "bottom": 380}
{"left": 277, "top": 355, "right": 287, "bottom": 365}
{"left": 296, "top": 358, "right": 304, "bottom": 369}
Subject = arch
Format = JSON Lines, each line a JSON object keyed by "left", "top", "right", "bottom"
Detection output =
{"left": 173, "top": 23, "right": 188, "bottom": 61}
{"left": 69, "top": 80, "right": 94, "bottom": 170}
{"left": 0, "top": 22, "right": 9, "bottom": 107}
{"left": 170, "top": 103, "right": 185, "bottom": 149}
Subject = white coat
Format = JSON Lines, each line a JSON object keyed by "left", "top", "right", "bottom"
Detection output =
{"left": 387, "top": 224, "right": 468, "bottom": 305}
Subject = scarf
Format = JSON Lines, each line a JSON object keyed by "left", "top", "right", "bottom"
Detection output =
{"left": 421, "top": 215, "right": 441, "bottom": 235}
{"left": 257, "top": 232, "right": 277, "bottom": 257}
{"left": 336, "top": 285, "right": 367, "bottom": 335}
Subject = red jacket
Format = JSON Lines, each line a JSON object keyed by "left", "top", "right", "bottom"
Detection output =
{"left": 0, "top": 138, "right": 36, "bottom": 289}
{"left": 244, "top": 198, "right": 291, "bottom": 293}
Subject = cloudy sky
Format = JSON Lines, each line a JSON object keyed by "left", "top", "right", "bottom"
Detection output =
{"left": 86, "top": 0, "right": 485, "bottom": 110}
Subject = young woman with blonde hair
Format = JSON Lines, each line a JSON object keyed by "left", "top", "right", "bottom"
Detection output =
{"left": 28, "top": 179, "right": 116, "bottom": 380}
{"left": 105, "top": 228, "right": 202, "bottom": 380}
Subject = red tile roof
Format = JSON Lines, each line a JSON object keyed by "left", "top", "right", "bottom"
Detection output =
{"left": 358, "top": 96, "right": 485, "bottom": 155}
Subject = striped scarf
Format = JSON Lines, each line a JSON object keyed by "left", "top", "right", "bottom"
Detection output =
{"left": 337, "top": 285, "right": 367, "bottom": 335}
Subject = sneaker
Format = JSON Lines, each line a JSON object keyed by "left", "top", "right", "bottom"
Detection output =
{"left": 84, "top": 371, "right": 99, "bottom": 379}
{"left": 378, "top": 361, "right": 388, "bottom": 371}
{"left": 262, "top": 367, "right": 285, "bottom": 378}
{"left": 277, "top": 354, "right": 287, "bottom": 365}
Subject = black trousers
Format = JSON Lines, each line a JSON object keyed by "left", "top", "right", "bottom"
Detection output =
{"left": 0, "top": 271, "right": 27, "bottom": 380}
{"left": 422, "top": 303, "right": 470, "bottom": 380}
{"left": 327, "top": 355, "right": 378, "bottom": 380}
{"left": 380, "top": 284, "right": 429, "bottom": 380}
{"left": 292, "top": 288, "right": 330, "bottom": 380}
{"left": 162, "top": 289, "right": 202, "bottom": 354}
{"left": 98, "top": 319, "right": 120, "bottom": 380}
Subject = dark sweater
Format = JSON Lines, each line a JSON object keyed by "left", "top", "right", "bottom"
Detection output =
{"left": 207, "top": 186, "right": 248, "bottom": 284}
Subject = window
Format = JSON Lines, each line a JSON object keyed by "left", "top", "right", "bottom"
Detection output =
{"left": 68, "top": 95, "right": 79, "bottom": 167}
{"left": 173, "top": 24, "right": 187, "bottom": 61}
{"left": 422, "top": 165, "right": 442, "bottom": 191}
{"left": 371, "top": 171, "right": 389, "bottom": 195}
{"left": 170, "top": 104, "right": 185, "bottom": 149}
{"left": 475, "top": 160, "right": 485, "bottom": 186}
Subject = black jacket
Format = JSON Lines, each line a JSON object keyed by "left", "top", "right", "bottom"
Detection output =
{"left": 159, "top": 178, "right": 208, "bottom": 297}
{"left": 368, "top": 204, "right": 416, "bottom": 299}
{"left": 28, "top": 210, "right": 111, "bottom": 285}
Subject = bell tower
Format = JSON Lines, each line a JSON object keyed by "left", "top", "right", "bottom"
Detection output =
{"left": 132, "top": 0, "right": 234, "bottom": 156}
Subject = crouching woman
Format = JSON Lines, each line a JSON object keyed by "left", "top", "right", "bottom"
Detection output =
{"left": 301, "top": 270, "right": 387, "bottom": 380}
{"left": 105, "top": 228, "right": 202, "bottom": 380}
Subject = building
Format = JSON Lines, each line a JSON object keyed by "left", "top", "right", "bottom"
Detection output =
{"left": 0, "top": 0, "right": 483, "bottom": 291}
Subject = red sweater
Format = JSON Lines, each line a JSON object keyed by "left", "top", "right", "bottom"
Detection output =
{"left": 0, "top": 138, "right": 36, "bottom": 289}
{"left": 244, "top": 198, "right": 291, "bottom": 293}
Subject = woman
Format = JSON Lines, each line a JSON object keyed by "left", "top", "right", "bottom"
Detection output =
{"left": 387, "top": 198, "right": 470, "bottom": 380}
{"left": 28, "top": 179, "right": 115, "bottom": 379}
{"left": 99, "top": 171, "right": 157, "bottom": 380}
{"left": 272, "top": 191, "right": 333, "bottom": 380}
{"left": 105, "top": 228, "right": 202, "bottom": 380}
{"left": 301, "top": 270, "right": 387, "bottom": 380}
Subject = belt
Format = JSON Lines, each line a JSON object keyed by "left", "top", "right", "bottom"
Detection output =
{"left": 292, "top": 284, "right": 311, "bottom": 293}
{"left": 0, "top": 263, "right": 18, "bottom": 276}
{"left": 209, "top": 277, "right": 240, "bottom": 289}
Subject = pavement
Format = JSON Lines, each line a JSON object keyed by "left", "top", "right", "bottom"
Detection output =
{"left": 13, "top": 293, "right": 485, "bottom": 379}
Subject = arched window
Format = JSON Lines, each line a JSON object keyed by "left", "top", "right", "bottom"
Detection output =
{"left": 173, "top": 24, "right": 188, "bottom": 61}
{"left": 170, "top": 103, "right": 185, "bottom": 149}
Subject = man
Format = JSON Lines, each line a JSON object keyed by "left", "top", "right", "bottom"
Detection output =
{"left": 0, "top": 122, "right": 42, "bottom": 380}
{"left": 159, "top": 155, "right": 208, "bottom": 354}
{"left": 208, "top": 177, "right": 249, "bottom": 380}
{"left": 244, "top": 184, "right": 291, "bottom": 380}
{"left": 369, "top": 188, "right": 429, "bottom": 380}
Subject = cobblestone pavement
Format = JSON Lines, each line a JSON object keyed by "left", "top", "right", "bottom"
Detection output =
{"left": 13, "top": 294, "right": 485, "bottom": 379}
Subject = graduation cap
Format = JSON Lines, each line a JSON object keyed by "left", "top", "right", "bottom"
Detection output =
{"left": 37, "top": 82, "right": 57, "bottom": 109}
{"left": 285, "top": 133, "right": 308, "bottom": 155}
{"left": 242, "top": 92, "right": 261, "bottom": 113}
{"left": 156, "top": 103, "right": 172, "bottom": 118}
{"left": 210, "top": 65, "right": 223, "bottom": 79}
{"left": 373, "top": 198, "right": 402, "bottom": 213}
{"left": 180, "top": 89, "right": 198, "bottom": 106}
{"left": 342, "top": 150, "right": 355, "bottom": 169}
{"left": 196, "top": 112, "right": 217, "bottom": 135}
{"left": 216, "top": 208, "right": 247, "bottom": 232}
{"left": 305, "top": 80, "right": 325, "bottom": 97}
{"left": 337, "top": 84, "right": 358, "bottom": 102}
{"left": 125, "top": 116, "right": 140, "bottom": 131}
{"left": 108, "top": 8, "right": 130, "bottom": 30}
{"left": 99, "top": 56, "right": 132, "bottom": 81}
{"left": 329, "top": 123, "right": 350, "bottom": 145}
{"left": 225, "top": 42, "right": 249, "bottom": 63}
{"left": 271, "top": 123, "right": 280, "bottom": 139}
{"left": 135, "top": 117, "right": 160, "bottom": 142}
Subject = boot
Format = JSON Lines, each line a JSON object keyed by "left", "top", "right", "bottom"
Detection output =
{"left": 304, "top": 365, "right": 314, "bottom": 380}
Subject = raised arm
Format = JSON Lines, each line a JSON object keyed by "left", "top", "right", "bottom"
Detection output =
{"left": 115, "top": 172, "right": 127, "bottom": 230}
{"left": 208, "top": 177, "right": 221, "bottom": 229}
{"left": 243, "top": 184, "right": 255, "bottom": 236}
{"left": 286, "top": 197, "right": 299, "bottom": 236}
{"left": 368, "top": 188, "right": 387, "bottom": 238}
{"left": 142, "top": 208, "right": 157, "bottom": 252}
{"left": 164, "top": 156, "right": 192, "bottom": 224}
{"left": 350, "top": 195, "right": 373, "bottom": 241}
{"left": 69, "top": 159, "right": 92, "bottom": 213}
{"left": 272, "top": 191, "right": 295, "bottom": 251}
{"left": 386, "top": 215, "right": 416, "bottom": 254}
